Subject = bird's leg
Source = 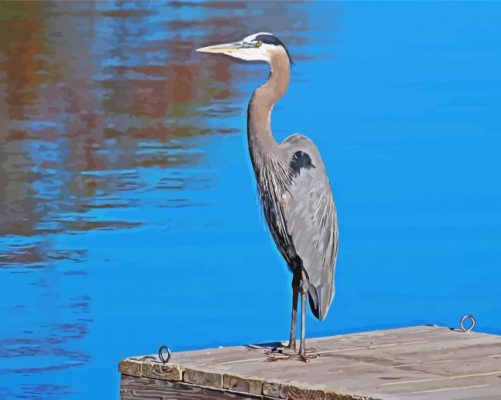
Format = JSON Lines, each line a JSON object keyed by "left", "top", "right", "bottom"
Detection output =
{"left": 265, "top": 272, "right": 299, "bottom": 361}
{"left": 299, "top": 271, "right": 308, "bottom": 361}
{"left": 287, "top": 273, "right": 300, "bottom": 351}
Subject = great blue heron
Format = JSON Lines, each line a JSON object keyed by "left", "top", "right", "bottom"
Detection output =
{"left": 197, "top": 32, "right": 338, "bottom": 361}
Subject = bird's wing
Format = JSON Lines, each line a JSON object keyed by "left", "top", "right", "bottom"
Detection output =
{"left": 280, "top": 134, "right": 339, "bottom": 320}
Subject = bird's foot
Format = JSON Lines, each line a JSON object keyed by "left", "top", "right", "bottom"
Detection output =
{"left": 267, "top": 341, "right": 296, "bottom": 354}
{"left": 265, "top": 347, "right": 318, "bottom": 362}
{"left": 266, "top": 352, "right": 293, "bottom": 361}
{"left": 265, "top": 344, "right": 296, "bottom": 361}
{"left": 297, "top": 353, "right": 319, "bottom": 362}
{"left": 298, "top": 350, "right": 319, "bottom": 363}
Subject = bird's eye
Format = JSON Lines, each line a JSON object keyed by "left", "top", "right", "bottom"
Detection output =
{"left": 255, "top": 40, "right": 262, "bottom": 48}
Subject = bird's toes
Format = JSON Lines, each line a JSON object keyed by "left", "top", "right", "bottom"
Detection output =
{"left": 298, "top": 349, "right": 319, "bottom": 362}
{"left": 266, "top": 352, "right": 293, "bottom": 362}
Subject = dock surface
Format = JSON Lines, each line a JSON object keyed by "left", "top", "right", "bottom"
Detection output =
{"left": 119, "top": 325, "right": 501, "bottom": 399}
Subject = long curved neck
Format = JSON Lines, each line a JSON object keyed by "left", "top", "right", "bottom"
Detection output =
{"left": 247, "top": 49, "right": 291, "bottom": 165}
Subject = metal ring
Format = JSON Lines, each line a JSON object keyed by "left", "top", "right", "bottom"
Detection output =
{"left": 460, "top": 314, "right": 476, "bottom": 333}
{"left": 158, "top": 345, "right": 171, "bottom": 364}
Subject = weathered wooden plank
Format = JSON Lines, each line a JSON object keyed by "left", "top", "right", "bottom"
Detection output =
{"left": 140, "top": 361, "right": 184, "bottom": 381}
{"left": 119, "top": 325, "right": 501, "bottom": 400}
{"left": 223, "top": 373, "right": 263, "bottom": 395}
{"left": 184, "top": 367, "right": 223, "bottom": 389}
{"left": 262, "top": 381, "right": 281, "bottom": 398}
{"left": 119, "top": 359, "right": 142, "bottom": 377}
{"left": 121, "top": 375, "right": 262, "bottom": 399}
{"left": 382, "top": 373, "right": 501, "bottom": 400}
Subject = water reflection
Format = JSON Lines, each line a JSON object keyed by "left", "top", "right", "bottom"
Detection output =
{"left": 0, "top": 3, "right": 225, "bottom": 258}
{"left": 0, "top": 1, "right": 313, "bottom": 398}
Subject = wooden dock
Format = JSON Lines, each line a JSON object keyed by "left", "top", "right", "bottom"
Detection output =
{"left": 119, "top": 325, "right": 501, "bottom": 399}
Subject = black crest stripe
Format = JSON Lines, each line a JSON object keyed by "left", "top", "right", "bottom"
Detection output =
{"left": 254, "top": 34, "right": 294, "bottom": 65}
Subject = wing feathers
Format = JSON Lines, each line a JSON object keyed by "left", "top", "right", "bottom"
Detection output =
{"left": 281, "top": 135, "right": 339, "bottom": 320}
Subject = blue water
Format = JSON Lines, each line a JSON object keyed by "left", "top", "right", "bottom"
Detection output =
{"left": 1, "top": 1, "right": 501, "bottom": 399}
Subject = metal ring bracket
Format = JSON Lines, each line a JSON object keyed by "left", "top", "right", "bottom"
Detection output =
{"left": 460, "top": 314, "right": 476, "bottom": 333}
{"left": 158, "top": 345, "right": 171, "bottom": 364}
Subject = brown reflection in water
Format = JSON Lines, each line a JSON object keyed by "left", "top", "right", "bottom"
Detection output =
{"left": 0, "top": 1, "right": 313, "bottom": 397}
{"left": 0, "top": 0, "right": 311, "bottom": 255}
{"left": 0, "top": 245, "right": 86, "bottom": 267}
{"left": 0, "top": 4, "right": 43, "bottom": 121}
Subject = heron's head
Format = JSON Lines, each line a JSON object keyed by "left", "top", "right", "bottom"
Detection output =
{"left": 196, "top": 32, "right": 293, "bottom": 65}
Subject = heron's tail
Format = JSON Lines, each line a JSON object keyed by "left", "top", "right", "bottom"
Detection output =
{"left": 307, "top": 283, "right": 334, "bottom": 321}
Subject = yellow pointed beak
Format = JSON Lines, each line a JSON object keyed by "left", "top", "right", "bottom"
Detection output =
{"left": 196, "top": 41, "right": 242, "bottom": 55}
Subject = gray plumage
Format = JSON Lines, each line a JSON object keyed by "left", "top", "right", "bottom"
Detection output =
{"left": 249, "top": 124, "right": 338, "bottom": 322}
{"left": 198, "top": 32, "right": 338, "bottom": 359}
